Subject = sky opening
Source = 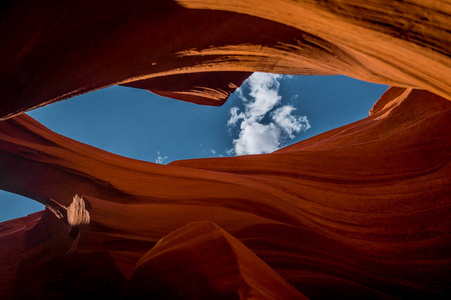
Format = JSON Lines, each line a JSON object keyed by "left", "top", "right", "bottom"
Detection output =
{"left": 0, "top": 74, "right": 388, "bottom": 222}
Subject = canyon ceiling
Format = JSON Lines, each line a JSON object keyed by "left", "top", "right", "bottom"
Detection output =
{"left": 0, "top": 0, "right": 450, "bottom": 299}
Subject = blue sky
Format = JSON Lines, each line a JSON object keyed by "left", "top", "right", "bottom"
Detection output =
{"left": 0, "top": 74, "right": 388, "bottom": 222}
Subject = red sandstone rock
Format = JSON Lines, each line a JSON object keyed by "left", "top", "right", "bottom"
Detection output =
{"left": 122, "top": 71, "right": 252, "bottom": 106}
{"left": 0, "top": 211, "right": 42, "bottom": 298}
{"left": 0, "top": 87, "right": 449, "bottom": 299}
{"left": 122, "top": 221, "right": 308, "bottom": 299}
{"left": 1, "top": 1, "right": 451, "bottom": 299}
{"left": 1, "top": 0, "right": 450, "bottom": 120}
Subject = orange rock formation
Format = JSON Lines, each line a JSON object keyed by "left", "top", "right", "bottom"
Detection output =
{"left": 0, "top": 87, "right": 449, "bottom": 299}
{"left": 0, "top": 0, "right": 450, "bottom": 299}
{"left": 1, "top": 0, "right": 450, "bottom": 120}
{"left": 122, "top": 221, "right": 308, "bottom": 299}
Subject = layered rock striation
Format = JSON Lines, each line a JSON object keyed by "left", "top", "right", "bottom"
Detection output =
{"left": 1, "top": 0, "right": 450, "bottom": 120}
{"left": 0, "top": 87, "right": 450, "bottom": 298}
{"left": 122, "top": 221, "right": 308, "bottom": 299}
{"left": 1, "top": 0, "right": 451, "bottom": 299}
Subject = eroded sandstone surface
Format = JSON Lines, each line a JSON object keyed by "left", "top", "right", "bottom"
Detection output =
{"left": 0, "top": 87, "right": 449, "bottom": 299}
{"left": 1, "top": 0, "right": 450, "bottom": 120}
{"left": 1, "top": 0, "right": 450, "bottom": 299}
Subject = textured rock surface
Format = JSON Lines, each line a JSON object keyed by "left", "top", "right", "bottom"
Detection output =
{"left": 0, "top": 87, "right": 449, "bottom": 298}
{"left": 122, "top": 221, "right": 308, "bottom": 299}
{"left": 1, "top": 0, "right": 450, "bottom": 120}
{"left": 1, "top": 0, "right": 451, "bottom": 299}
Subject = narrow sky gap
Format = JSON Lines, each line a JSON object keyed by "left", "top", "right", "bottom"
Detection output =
{"left": 1, "top": 75, "right": 388, "bottom": 222}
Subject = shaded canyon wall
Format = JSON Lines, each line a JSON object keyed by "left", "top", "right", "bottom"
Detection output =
{"left": 1, "top": 0, "right": 450, "bottom": 120}
{"left": 1, "top": 0, "right": 451, "bottom": 299}
{"left": 0, "top": 87, "right": 450, "bottom": 298}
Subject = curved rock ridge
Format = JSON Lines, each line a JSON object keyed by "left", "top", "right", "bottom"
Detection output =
{"left": 4, "top": 208, "right": 126, "bottom": 299}
{"left": 122, "top": 71, "right": 252, "bottom": 106}
{"left": 122, "top": 221, "right": 308, "bottom": 299}
{"left": 0, "top": 87, "right": 450, "bottom": 298}
{"left": 0, "top": 211, "right": 43, "bottom": 298}
{"left": 1, "top": 1, "right": 451, "bottom": 298}
{"left": 1, "top": 0, "right": 451, "bottom": 120}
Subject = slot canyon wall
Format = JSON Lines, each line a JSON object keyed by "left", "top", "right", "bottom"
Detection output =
{"left": 0, "top": 0, "right": 450, "bottom": 299}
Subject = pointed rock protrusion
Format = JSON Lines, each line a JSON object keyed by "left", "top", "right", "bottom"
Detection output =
{"left": 122, "top": 221, "right": 308, "bottom": 299}
{"left": 67, "top": 194, "right": 90, "bottom": 230}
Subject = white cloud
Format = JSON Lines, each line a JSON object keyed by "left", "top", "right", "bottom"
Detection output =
{"left": 272, "top": 105, "right": 310, "bottom": 138}
{"left": 155, "top": 151, "right": 168, "bottom": 164}
{"left": 234, "top": 121, "right": 280, "bottom": 155}
{"left": 227, "top": 73, "right": 310, "bottom": 156}
{"left": 245, "top": 73, "right": 282, "bottom": 118}
{"left": 227, "top": 107, "right": 245, "bottom": 126}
